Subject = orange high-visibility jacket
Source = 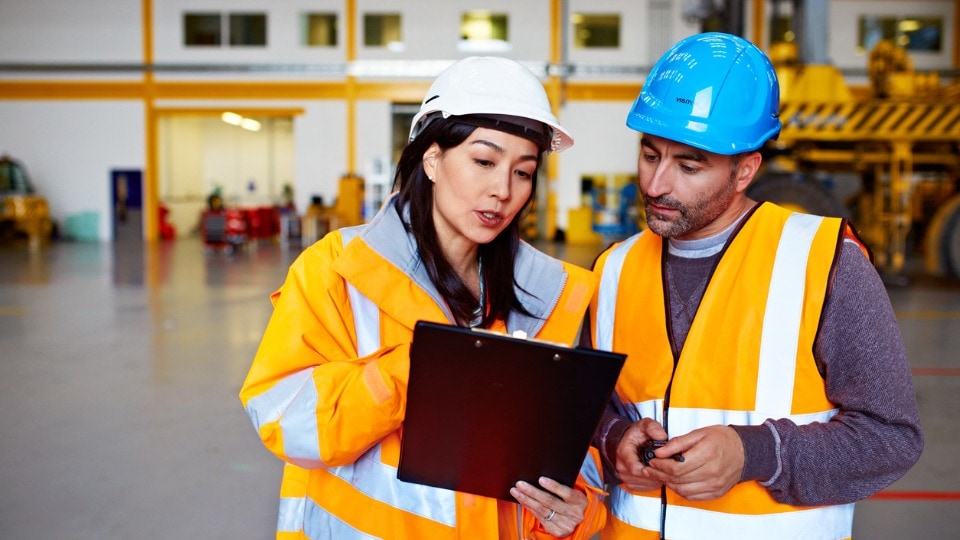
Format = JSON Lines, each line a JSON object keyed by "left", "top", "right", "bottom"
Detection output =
{"left": 591, "top": 203, "right": 861, "bottom": 539}
{"left": 240, "top": 200, "right": 607, "bottom": 539}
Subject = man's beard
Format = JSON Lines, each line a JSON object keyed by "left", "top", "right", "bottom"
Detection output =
{"left": 642, "top": 175, "right": 737, "bottom": 239}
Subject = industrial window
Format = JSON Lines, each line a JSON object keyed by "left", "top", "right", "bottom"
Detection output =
{"left": 459, "top": 11, "right": 509, "bottom": 52}
{"left": 858, "top": 16, "right": 943, "bottom": 53}
{"left": 301, "top": 13, "right": 338, "bottom": 47}
{"left": 184, "top": 13, "right": 221, "bottom": 46}
{"left": 572, "top": 14, "right": 620, "bottom": 49}
{"left": 364, "top": 13, "right": 403, "bottom": 50}
{"left": 183, "top": 12, "right": 267, "bottom": 47}
{"left": 229, "top": 13, "right": 267, "bottom": 46}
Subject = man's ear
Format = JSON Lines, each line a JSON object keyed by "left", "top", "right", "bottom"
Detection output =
{"left": 422, "top": 143, "right": 441, "bottom": 182}
{"left": 735, "top": 152, "right": 763, "bottom": 193}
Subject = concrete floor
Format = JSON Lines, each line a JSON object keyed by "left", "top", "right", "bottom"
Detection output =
{"left": 0, "top": 236, "right": 957, "bottom": 539}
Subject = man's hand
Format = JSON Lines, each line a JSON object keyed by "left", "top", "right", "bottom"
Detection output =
{"left": 615, "top": 418, "right": 669, "bottom": 492}
{"left": 641, "top": 425, "right": 744, "bottom": 500}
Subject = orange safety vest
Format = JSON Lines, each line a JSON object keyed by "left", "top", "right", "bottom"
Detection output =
{"left": 592, "top": 203, "right": 857, "bottom": 539}
{"left": 240, "top": 204, "right": 606, "bottom": 539}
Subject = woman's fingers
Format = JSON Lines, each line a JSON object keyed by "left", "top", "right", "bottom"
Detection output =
{"left": 510, "top": 477, "right": 586, "bottom": 537}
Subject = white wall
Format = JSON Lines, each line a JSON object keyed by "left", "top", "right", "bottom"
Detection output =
{"left": 0, "top": 101, "right": 145, "bottom": 242}
{"left": 294, "top": 101, "right": 347, "bottom": 211}
{"left": 0, "top": 0, "right": 141, "bottom": 64}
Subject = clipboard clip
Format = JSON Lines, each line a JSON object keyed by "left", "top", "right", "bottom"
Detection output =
{"left": 468, "top": 327, "right": 566, "bottom": 361}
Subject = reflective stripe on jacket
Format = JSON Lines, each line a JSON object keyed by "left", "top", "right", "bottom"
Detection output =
{"left": 592, "top": 203, "right": 855, "bottom": 540}
{"left": 240, "top": 198, "right": 606, "bottom": 539}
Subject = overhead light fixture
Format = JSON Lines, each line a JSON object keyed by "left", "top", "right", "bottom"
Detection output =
{"left": 221, "top": 111, "right": 261, "bottom": 132}
{"left": 221, "top": 111, "right": 242, "bottom": 125}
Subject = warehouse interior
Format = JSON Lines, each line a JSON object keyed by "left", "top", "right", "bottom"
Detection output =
{"left": 1, "top": 0, "right": 959, "bottom": 538}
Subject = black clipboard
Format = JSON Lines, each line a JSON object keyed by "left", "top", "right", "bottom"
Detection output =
{"left": 398, "top": 320, "right": 626, "bottom": 501}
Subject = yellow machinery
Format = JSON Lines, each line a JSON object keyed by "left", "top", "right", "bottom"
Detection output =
{"left": 334, "top": 173, "right": 365, "bottom": 227}
{"left": 0, "top": 155, "right": 53, "bottom": 250}
{"left": 748, "top": 40, "right": 960, "bottom": 281}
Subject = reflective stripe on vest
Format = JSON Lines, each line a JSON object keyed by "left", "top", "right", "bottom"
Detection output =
{"left": 595, "top": 233, "right": 641, "bottom": 354}
{"left": 245, "top": 366, "right": 322, "bottom": 469}
{"left": 277, "top": 442, "right": 459, "bottom": 533}
{"left": 611, "top": 488, "right": 854, "bottom": 539}
{"left": 624, "top": 401, "right": 837, "bottom": 452}
{"left": 756, "top": 213, "right": 821, "bottom": 416}
{"left": 578, "top": 447, "right": 605, "bottom": 491}
{"left": 278, "top": 494, "right": 379, "bottom": 539}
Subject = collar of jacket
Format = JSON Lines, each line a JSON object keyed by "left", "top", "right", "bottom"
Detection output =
{"left": 335, "top": 195, "right": 568, "bottom": 336}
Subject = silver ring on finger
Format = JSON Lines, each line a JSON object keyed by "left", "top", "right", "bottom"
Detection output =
{"left": 545, "top": 509, "right": 556, "bottom": 522}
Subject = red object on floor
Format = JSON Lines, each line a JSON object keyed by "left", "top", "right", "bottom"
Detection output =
{"left": 158, "top": 204, "right": 176, "bottom": 241}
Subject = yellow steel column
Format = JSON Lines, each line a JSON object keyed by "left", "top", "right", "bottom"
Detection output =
{"left": 345, "top": 0, "right": 357, "bottom": 174}
{"left": 751, "top": 0, "right": 765, "bottom": 47}
{"left": 142, "top": 0, "right": 158, "bottom": 243}
{"left": 545, "top": 0, "right": 564, "bottom": 241}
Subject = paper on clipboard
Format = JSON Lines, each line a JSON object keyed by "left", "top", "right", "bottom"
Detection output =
{"left": 398, "top": 320, "right": 626, "bottom": 501}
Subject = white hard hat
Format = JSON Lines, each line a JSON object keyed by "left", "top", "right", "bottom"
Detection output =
{"left": 409, "top": 56, "right": 573, "bottom": 153}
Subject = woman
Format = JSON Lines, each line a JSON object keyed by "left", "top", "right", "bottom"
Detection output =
{"left": 239, "top": 56, "right": 606, "bottom": 539}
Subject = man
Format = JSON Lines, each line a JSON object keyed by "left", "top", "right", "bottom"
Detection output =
{"left": 590, "top": 32, "right": 923, "bottom": 539}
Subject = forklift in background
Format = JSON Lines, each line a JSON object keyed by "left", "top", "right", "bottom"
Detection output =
{"left": 0, "top": 155, "right": 52, "bottom": 250}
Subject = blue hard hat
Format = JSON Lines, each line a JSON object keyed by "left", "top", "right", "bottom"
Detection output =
{"left": 626, "top": 32, "right": 781, "bottom": 155}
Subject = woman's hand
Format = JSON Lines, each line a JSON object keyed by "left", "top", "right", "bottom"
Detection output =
{"left": 510, "top": 476, "right": 587, "bottom": 537}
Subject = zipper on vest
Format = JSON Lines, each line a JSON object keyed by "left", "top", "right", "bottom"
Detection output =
{"left": 658, "top": 486, "right": 668, "bottom": 540}
{"left": 659, "top": 361, "right": 678, "bottom": 540}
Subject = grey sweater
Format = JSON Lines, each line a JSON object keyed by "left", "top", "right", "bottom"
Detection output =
{"left": 594, "top": 233, "right": 925, "bottom": 506}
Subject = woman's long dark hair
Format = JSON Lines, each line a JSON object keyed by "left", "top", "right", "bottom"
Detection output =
{"left": 394, "top": 116, "right": 545, "bottom": 327}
